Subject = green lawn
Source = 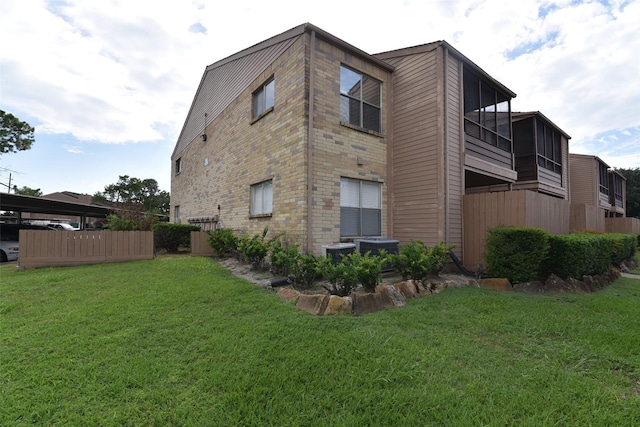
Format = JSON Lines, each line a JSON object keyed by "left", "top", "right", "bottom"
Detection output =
{"left": 1, "top": 257, "right": 639, "bottom": 426}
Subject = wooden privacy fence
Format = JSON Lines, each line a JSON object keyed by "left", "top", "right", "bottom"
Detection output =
{"left": 190, "top": 231, "right": 215, "bottom": 257}
{"left": 570, "top": 203, "right": 605, "bottom": 232}
{"left": 463, "top": 190, "right": 570, "bottom": 270}
{"left": 605, "top": 217, "right": 640, "bottom": 235}
{"left": 19, "top": 230, "right": 154, "bottom": 268}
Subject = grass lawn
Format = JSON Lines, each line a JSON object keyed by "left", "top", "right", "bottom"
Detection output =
{"left": 1, "top": 257, "right": 639, "bottom": 426}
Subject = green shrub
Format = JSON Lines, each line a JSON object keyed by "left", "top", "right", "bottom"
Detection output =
{"left": 600, "top": 233, "right": 637, "bottom": 265}
{"left": 270, "top": 242, "right": 320, "bottom": 289}
{"left": 320, "top": 255, "right": 359, "bottom": 297}
{"left": 349, "top": 250, "right": 388, "bottom": 293}
{"left": 390, "top": 240, "right": 452, "bottom": 282}
{"left": 206, "top": 227, "right": 238, "bottom": 258}
{"left": 289, "top": 253, "right": 320, "bottom": 290}
{"left": 544, "top": 232, "right": 637, "bottom": 279}
{"left": 154, "top": 223, "right": 201, "bottom": 252}
{"left": 485, "top": 227, "right": 549, "bottom": 284}
{"left": 237, "top": 227, "right": 276, "bottom": 269}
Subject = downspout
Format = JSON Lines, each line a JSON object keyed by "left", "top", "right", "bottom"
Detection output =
{"left": 306, "top": 30, "right": 316, "bottom": 253}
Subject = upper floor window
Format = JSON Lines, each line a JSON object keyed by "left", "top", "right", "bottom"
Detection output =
{"left": 175, "top": 157, "right": 182, "bottom": 175}
{"left": 340, "top": 177, "right": 381, "bottom": 237}
{"left": 253, "top": 78, "right": 274, "bottom": 119}
{"left": 340, "top": 65, "right": 381, "bottom": 133}
{"left": 250, "top": 180, "right": 273, "bottom": 216}
{"left": 536, "top": 121, "right": 562, "bottom": 175}
{"left": 598, "top": 161, "right": 609, "bottom": 196}
{"left": 464, "top": 68, "right": 512, "bottom": 152}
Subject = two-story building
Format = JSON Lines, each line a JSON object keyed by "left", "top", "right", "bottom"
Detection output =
{"left": 171, "top": 23, "right": 576, "bottom": 267}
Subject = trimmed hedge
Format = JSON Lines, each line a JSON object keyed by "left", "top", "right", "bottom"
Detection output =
{"left": 154, "top": 223, "right": 201, "bottom": 252}
{"left": 486, "top": 227, "right": 638, "bottom": 282}
{"left": 485, "top": 227, "right": 550, "bottom": 284}
{"left": 543, "top": 233, "right": 637, "bottom": 280}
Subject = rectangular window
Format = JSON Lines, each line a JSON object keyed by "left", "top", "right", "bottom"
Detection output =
{"left": 175, "top": 157, "right": 182, "bottom": 175}
{"left": 174, "top": 205, "right": 180, "bottom": 224}
{"left": 464, "top": 67, "right": 512, "bottom": 152}
{"left": 340, "top": 66, "right": 381, "bottom": 133}
{"left": 340, "top": 178, "right": 382, "bottom": 237}
{"left": 250, "top": 180, "right": 273, "bottom": 216}
{"left": 598, "top": 162, "right": 609, "bottom": 196}
{"left": 253, "top": 78, "right": 275, "bottom": 118}
{"left": 535, "top": 120, "right": 562, "bottom": 175}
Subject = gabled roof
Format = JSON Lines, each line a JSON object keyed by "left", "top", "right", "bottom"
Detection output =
{"left": 512, "top": 111, "right": 572, "bottom": 140}
{"left": 374, "top": 40, "right": 517, "bottom": 98}
{"left": 172, "top": 23, "right": 394, "bottom": 158}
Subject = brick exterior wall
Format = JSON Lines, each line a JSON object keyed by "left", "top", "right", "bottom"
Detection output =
{"left": 171, "top": 36, "right": 309, "bottom": 246}
{"left": 308, "top": 38, "right": 390, "bottom": 252}
{"left": 171, "top": 33, "right": 391, "bottom": 255}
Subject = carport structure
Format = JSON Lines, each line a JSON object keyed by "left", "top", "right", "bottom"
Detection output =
{"left": 0, "top": 193, "right": 113, "bottom": 230}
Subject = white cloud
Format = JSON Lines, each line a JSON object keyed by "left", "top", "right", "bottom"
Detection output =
{"left": 0, "top": 0, "right": 638, "bottom": 195}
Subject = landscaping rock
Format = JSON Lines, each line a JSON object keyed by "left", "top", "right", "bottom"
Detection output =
{"left": 394, "top": 281, "right": 418, "bottom": 299}
{"left": 478, "top": 278, "right": 513, "bottom": 291}
{"left": 324, "top": 295, "right": 352, "bottom": 316}
{"left": 375, "top": 285, "right": 403, "bottom": 308}
{"left": 379, "top": 285, "right": 406, "bottom": 307}
{"left": 277, "top": 288, "right": 300, "bottom": 302}
{"left": 566, "top": 278, "right": 590, "bottom": 293}
{"left": 543, "top": 274, "right": 570, "bottom": 292}
{"left": 351, "top": 293, "right": 384, "bottom": 316}
{"left": 296, "top": 294, "right": 329, "bottom": 315}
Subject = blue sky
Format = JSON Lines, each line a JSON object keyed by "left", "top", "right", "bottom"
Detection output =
{"left": 1, "top": 0, "right": 638, "bottom": 196}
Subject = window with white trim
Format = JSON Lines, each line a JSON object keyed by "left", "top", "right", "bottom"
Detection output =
{"left": 340, "top": 66, "right": 381, "bottom": 133}
{"left": 253, "top": 78, "right": 275, "bottom": 118}
{"left": 340, "top": 177, "right": 381, "bottom": 237}
{"left": 250, "top": 180, "right": 273, "bottom": 216}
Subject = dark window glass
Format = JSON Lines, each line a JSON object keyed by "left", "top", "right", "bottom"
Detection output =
{"left": 340, "top": 66, "right": 381, "bottom": 132}
{"left": 253, "top": 78, "right": 274, "bottom": 118}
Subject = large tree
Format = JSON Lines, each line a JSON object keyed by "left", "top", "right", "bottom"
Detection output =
{"left": 615, "top": 167, "right": 640, "bottom": 219}
{"left": 93, "top": 175, "right": 170, "bottom": 216}
{"left": 0, "top": 110, "right": 35, "bottom": 154}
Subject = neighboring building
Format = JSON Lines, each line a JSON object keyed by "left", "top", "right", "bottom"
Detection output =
{"left": 171, "top": 23, "right": 576, "bottom": 264}
{"left": 569, "top": 154, "right": 613, "bottom": 216}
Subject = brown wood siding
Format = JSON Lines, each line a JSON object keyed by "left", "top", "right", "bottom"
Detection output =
{"left": 569, "top": 154, "right": 598, "bottom": 206}
{"left": 385, "top": 50, "right": 443, "bottom": 246}
{"left": 174, "top": 37, "right": 298, "bottom": 157}
{"left": 465, "top": 136, "right": 513, "bottom": 169}
{"left": 444, "top": 52, "right": 463, "bottom": 257}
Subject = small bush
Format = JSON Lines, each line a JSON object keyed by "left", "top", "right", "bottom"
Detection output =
{"left": 207, "top": 227, "right": 238, "bottom": 258}
{"left": 154, "top": 223, "right": 201, "bottom": 253}
{"left": 485, "top": 227, "right": 549, "bottom": 284}
{"left": 390, "top": 240, "right": 452, "bottom": 282}
{"left": 289, "top": 253, "right": 320, "bottom": 290}
{"left": 237, "top": 227, "right": 277, "bottom": 269}
{"left": 320, "top": 255, "right": 359, "bottom": 297}
{"left": 349, "top": 250, "right": 388, "bottom": 293}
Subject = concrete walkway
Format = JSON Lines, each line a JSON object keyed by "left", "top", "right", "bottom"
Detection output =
{"left": 621, "top": 272, "right": 640, "bottom": 280}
